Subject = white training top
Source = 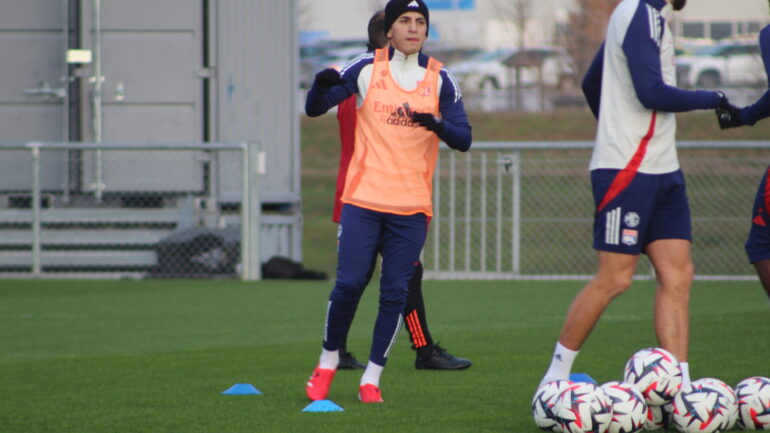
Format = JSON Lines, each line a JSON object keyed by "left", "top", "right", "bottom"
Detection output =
{"left": 591, "top": 0, "right": 678, "bottom": 174}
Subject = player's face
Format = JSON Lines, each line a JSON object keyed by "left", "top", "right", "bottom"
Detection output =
{"left": 386, "top": 12, "right": 427, "bottom": 55}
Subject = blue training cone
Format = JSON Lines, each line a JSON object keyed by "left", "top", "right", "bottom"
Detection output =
{"left": 222, "top": 383, "right": 262, "bottom": 395}
{"left": 302, "top": 400, "right": 344, "bottom": 412}
{"left": 569, "top": 373, "right": 598, "bottom": 385}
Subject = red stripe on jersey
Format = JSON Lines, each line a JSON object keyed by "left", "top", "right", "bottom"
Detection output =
{"left": 596, "top": 111, "right": 657, "bottom": 213}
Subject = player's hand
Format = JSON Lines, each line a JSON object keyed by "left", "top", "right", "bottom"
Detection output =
{"left": 313, "top": 68, "right": 344, "bottom": 89}
{"left": 411, "top": 112, "right": 444, "bottom": 134}
{"left": 715, "top": 92, "right": 742, "bottom": 129}
{"left": 715, "top": 105, "right": 742, "bottom": 129}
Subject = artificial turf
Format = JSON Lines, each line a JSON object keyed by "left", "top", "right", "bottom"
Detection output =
{"left": 0, "top": 278, "right": 767, "bottom": 432}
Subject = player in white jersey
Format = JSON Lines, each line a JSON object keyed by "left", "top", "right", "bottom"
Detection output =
{"left": 538, "top": 0, "right": 736, "bottom": 388}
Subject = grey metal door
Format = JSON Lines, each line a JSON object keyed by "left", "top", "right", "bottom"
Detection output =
{"left": 79, "top": 0, "right": 205, "bottom": 193}
{"left": 0, "top": 0, "right": 70, "bottom": 191}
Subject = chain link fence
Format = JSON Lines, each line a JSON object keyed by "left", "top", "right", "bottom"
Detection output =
{"left": 0, "top": 142, "right": 265, "bottom": 279}
{"left": 423, "top": 141, "right": 770, "bottom": 280}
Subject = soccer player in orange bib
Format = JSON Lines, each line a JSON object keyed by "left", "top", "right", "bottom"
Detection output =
{"left": 333, "top": 10, "right": 472, "bottom": 372}
{"left": 304, "top": 0, "right": 472, "bottom": 403}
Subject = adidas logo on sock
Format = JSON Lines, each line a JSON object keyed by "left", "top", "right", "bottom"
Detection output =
{"left": 408, "top": 0, "right": 419, "bottom": 7}
{"left": 555, "top": 354, "right": 563, "bottom": 362}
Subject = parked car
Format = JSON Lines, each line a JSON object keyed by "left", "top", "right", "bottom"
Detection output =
{"left": 676, "top": 41, "right": 766, "bottom": 89}
{"left": 299, "top": 39, "right": 367, "bottom": 88}
{"left": 449, "top": 46, "right": 575, "bottom": 91}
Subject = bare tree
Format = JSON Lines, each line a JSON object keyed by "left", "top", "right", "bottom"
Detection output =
{"left": 562, "top": 0, "right": 616, "bottom": 83}
{"left": 512, "top": 0, "right": 531, "bottom": 49}
{"left": 491, "top": 0, "right": 531, "bottom": 48}
{"left": 489, "top": 0, "right": 532, "bottom": 109}
{"left": 298, "top": 0, "right": 315, "bottom": 32}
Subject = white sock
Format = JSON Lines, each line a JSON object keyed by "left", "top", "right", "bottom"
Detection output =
{"left": 680, "top": 361, "right": 691, "bottom": 387}
{"left": 540, "top": 342, "right": 579, "bottom": 387}
{"left": 360, "top": 361, "right": 384, "bottom": 387}
{"left": 318, "top": 349, "right": 339, "bottom": 370}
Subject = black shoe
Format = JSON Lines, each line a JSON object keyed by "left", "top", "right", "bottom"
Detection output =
{"left": 338, "top": 351, "right": 366, "bottom": 370}
{"left": 415, "top": 344, "right": 472, "bottom": 370}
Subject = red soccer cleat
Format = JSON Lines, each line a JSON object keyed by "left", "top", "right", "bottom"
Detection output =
{"left": 358, "top": 384, "right": 384, "bottom": 403}
{"left": 305, "top": 366, "right": 336, "bottom": 401}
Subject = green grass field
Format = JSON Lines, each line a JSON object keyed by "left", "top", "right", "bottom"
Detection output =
{"left": 1, "top": 278, "right": 768, "bottom": 432}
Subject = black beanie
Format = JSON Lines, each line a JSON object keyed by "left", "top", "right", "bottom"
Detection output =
{"left": 384, "top": 0, "right": 429, "bottom": 36}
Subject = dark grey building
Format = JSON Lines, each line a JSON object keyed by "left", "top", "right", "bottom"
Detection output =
{"left": 0, "top": 0, "right": 300, "bottom": 276}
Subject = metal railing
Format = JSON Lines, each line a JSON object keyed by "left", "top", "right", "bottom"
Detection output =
{"left": 424, "top": 140, "right": 770, "bottom": 280}
{"left": 0, "top": 141, "right": 263, "bottom": 280}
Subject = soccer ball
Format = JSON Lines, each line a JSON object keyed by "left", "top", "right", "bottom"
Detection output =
{"left": 734, "top": 376, "right": 770, "bottom": 430}
{"left": 623, "top": 347, "right": 683, "bottom": 406}
{"left": 533, "top": 380, "right": 574, "bottom": 432}
{"left": 643, "top": 402, "right": 673, "bottom": 431}
{"left": 671, "top": 385, "right": 731, "bottom": 433}
{"left": 600, "top": 381, "right": 648, "bottom": 433}
{"left": 692, "top": 378, "right": 737, "bottom": 430}
{"left": 554, "top": 382, "right": 614, "bottom": 433}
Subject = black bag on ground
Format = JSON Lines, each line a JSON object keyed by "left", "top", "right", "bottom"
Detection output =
{"left": 261, "top": 256, "right": 327, "bottom": 280}
{"left": 151, "top": 227, "right": 240, "bottom": 277}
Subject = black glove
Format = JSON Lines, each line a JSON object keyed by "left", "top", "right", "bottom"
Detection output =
{"left": 715, "top": 92, "right": 742, "bottom": 129}
{"left": 313, "top": 68, "right": 344, "bottom": 89}
{"left": 411, "top": 112, "right": 444, "bottom": 134}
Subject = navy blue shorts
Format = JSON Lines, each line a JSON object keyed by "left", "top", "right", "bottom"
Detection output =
{"left": 745, "top": 165, "right": 770, "bottom": 264}
{"left": 592, "top": 169, "right": 691, "bottom": 254}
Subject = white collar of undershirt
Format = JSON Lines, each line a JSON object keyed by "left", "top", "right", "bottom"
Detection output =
{"left": 390, "top": 47, "right": 420, "bottom": 72}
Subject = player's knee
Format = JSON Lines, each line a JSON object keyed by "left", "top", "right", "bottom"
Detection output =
{"left": 611, "top": 277, "right": 633, "bottom": 296}
{"left": 379, "top": 297, "right": 407, "bottom": 314}
{"left": 594, "top": 274, "right": 632, "bottom": 298}
{"left": 658, "top": 262, "right": 695, "bottom": 292}
{"left": 336, "top": 270, "right": 371, "bottom": 293}
{"left": 330, "top": 280, "right": 366, "bottom": 302}
{"left": 378, "top": 289, "right": 408, "bottom": 313}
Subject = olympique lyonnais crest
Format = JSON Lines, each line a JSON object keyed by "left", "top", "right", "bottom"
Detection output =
{"left": 622, "top": 229, "right": 638, "bottom": 246}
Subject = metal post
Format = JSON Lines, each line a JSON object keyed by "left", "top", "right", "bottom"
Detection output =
{"left": 91, "top": 0, "right": 103, "bottom": 201}
{"left": 464, "top": 153, "right": 471, "bottom": 271}
{"left": 240, "top": 142, "right": 261, "bottom": 280}
{"left": 449, "top": 152, "right": 456, "bottom": 272}
{"left": 61, "top": 0, "right": 70, "bottom": 203}
{"left": 495, "top": 151, "right": 503, "bottom": 272}
{"left": 511, "top": 150, "right": 521, "bottom": 276}
{"left": 31, "top": 145, "right": 42, "bottom": 276}
{"left": 432, "top": 154, "right": 441, "bottom": 272}
{"left": 480, "top": 152, "right": 487, "bottom": 273}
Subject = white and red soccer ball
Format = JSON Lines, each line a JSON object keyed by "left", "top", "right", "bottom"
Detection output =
{"left": 734, "top": 376, "right": 770, "bottom": 430}
{"left": 644, "top": 402, "right": 673, "bottom": 431}
{"left": 623, "top": 347, "right": 683, "bottom": 406}
{"left": 533, "top": 380, "right": 574, "bottom": 432}
{"left": 600, "top": 381, "right": 648, "bottom": 433}
{"left": 692, "top": 377, "right": 738, "bottom": 430}
{"left": 553, "top": 382, "right": 614, "bottom": 433}
{"left": 671, "top": 384, "right": 732, "bottom": 433}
